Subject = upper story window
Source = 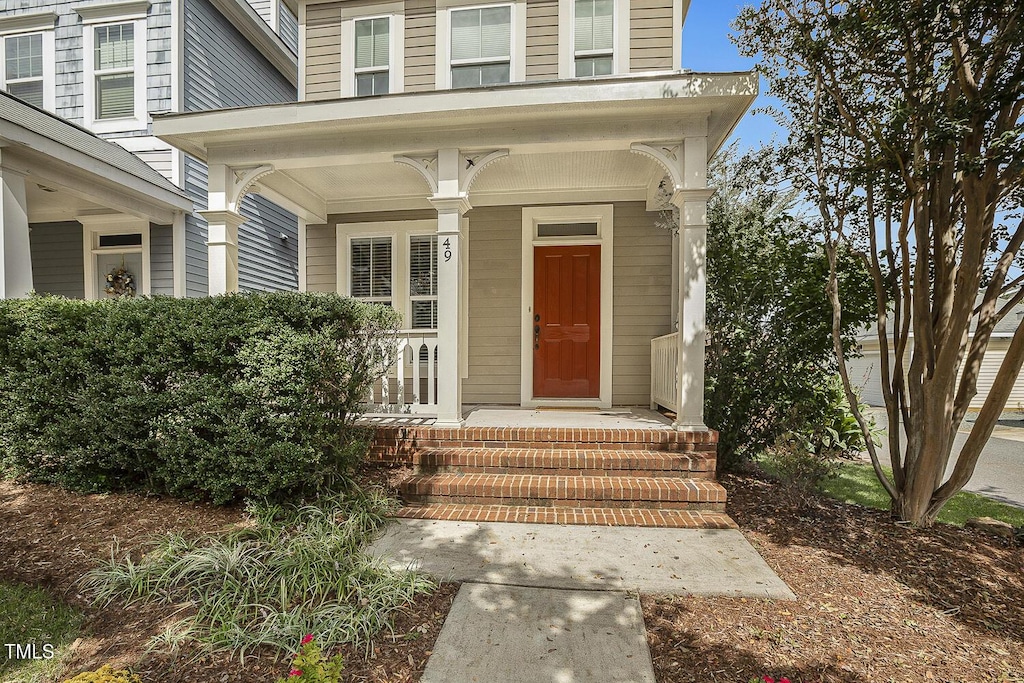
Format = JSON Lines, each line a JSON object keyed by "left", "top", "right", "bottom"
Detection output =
{"left": 450, "top": 5, "right": 512, "bottom": 88}
{"left": 4, "top": 33, "right": 44, "bottom": 107}
{"left": 93, "top": 24, "right": 135, "bottom": 119}
{"left": 76, "top": 2, "right": 149, "bottom": 134}
{"left": 354, "top": 17, "right": 390, "bottom": 96}
{"left": 0, "top": 11, "right": 57, "bottom": 111}
{"left": 573, "top": 0, "right": 612, "bottom": 77}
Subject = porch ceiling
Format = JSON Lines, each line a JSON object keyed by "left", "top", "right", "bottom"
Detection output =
{"left": 276, "top": 150, "right": 665, "bottom": 211}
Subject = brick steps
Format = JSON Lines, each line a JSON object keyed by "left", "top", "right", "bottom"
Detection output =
{"left": 395, "top": 504, "right": 738, "bottom": 528}
{"left": 412, "top": 448, "right": 714, "bottom": 478}
{"left": 401, "top": 473, "right": 726, "bottom": 510}
{"left": 369, "top": 423, "right": 731, "bottom": 528}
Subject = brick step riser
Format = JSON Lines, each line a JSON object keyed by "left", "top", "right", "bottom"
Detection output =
{"left": 416, "top": 465, "right": 716, "bottom": 478}
{"left": 401, "top": 495, "right": 726, "bottom": 511}
{"left": 370, "top": 443, "right": 716, "bottom": 459}
{"left": 394, "top": 505, "right": 738, "bottom": 528}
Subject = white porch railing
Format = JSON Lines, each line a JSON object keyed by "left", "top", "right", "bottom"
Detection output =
{"left": 650, "top": 332, "right": 679, "bottom": 413}
{"left": 370, "top": 330, "right": 439, "bottom": 414}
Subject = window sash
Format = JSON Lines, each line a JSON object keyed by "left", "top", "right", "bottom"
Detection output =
{"left": 451, "top": 6, "right": 511, "bottom": 62}
{"left": 574, "top": 0, "right": 613, "bottom": 53}
{"left": 5, "top": 33, "right": 43, "bottom": 81}
{"left": 94, "top": 24, "right": 134, "bottom": 71}
{"left": 350, "top": 237, "right": 393, "bottom": 303}
{"left": 354, "top": 17, "right": 389, "bottom": 70}
{"left": 409, "top": 235, "right": 438, "bottom": 330}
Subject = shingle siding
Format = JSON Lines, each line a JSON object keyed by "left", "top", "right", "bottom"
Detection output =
{"left": 183, "top": 0, "right": 295, "bottom": 111}
{"left": 29, "top": 221, "right": 86, "bottom": 299}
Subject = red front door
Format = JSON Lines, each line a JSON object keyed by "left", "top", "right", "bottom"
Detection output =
{"left": 533, "top": 245, "right": 601, "bottom": 399}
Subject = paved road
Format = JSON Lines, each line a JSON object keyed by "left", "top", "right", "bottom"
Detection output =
{"left": 862, "top": 410, "right": 1024, "bottom": 508}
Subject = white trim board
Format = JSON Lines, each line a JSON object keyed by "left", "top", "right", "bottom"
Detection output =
{"left": 79, "top": 213, "right": 152, "bottom": 300}
{"left": 520, "top": 204, "right": 613, "bottom": 408}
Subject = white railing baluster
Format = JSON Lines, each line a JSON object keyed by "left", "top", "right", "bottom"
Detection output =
{"left": 650, "top": 332, "right": 680, "bottom": 413}
{"left": 370, "top": 330, "right": 438, "bottom": 415}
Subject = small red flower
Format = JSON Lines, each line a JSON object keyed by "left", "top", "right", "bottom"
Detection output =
{"left": 763, "top": 677, "right": 775, "bottom": 683}
{"left": 289, "top": 669, "right": 302, "bottom": 677}
{"left": 779, "top": 679, "right": 791, "bottom": 683}
{"left": 301, "top": 633, "right": 314, "bottom": 646}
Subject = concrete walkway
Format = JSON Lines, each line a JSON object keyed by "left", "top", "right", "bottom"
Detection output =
{"left": 369, "top": 519, "right": 793, "bottom": 683}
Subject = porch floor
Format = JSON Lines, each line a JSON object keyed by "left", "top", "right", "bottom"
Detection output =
{"left": 357, "top": 405, "right": 676, "bottom": 430}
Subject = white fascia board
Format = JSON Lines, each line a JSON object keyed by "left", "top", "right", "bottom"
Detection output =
{"left": 154, "top": 72, "right": 757, "bottom": 157}
{"left": 0, "top": 11, "right": 58, "bottom": 35}
{"left": 208, "top": 0, "right": 298, "bottom": 84}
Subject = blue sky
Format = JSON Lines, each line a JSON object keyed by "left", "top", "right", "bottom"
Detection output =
{"left": 681, "top": 2, "right": 783, "bottom": 150}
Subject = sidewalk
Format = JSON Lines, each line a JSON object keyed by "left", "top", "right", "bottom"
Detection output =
{"left": 368, "top": 519, "right": 793, "bottom": 683}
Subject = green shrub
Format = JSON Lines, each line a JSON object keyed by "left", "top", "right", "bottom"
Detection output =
{"left": 0, "top": 293, "right": 398, "bottom": 503}
{"left": 278, "top": 635, "right": 344, "bottom": 683}
{"left": 62, "top": 665, "right": 141, "bottom": 683}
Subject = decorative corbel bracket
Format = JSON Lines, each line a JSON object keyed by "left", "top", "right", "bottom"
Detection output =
{"left": 229, "top": 164, "right": 275, "bottom": 212}
{"left": 460, "top": 149, "right": 509, "bottom": 193}
{"left": 394, "top": 154, "right": 439, "bottom": 194}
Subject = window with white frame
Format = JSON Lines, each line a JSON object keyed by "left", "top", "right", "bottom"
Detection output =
{"left": 450, "top": 5, "right": 511, "bottom": 88}
{"left": 574, "top": 0, "right": 613, "bottom": 77}
{"left": 409, "top": 235, "right": 437, "bottom": 329}
{"left": 3, "top": 33, "right": 44, "bottom": 107}
{"left": 350, "top": 237, "right": 393, "bottom": 306}
{"left": 354, "top": 16, "right": 390, "bottom": 96}
{"left": 77, "top": 2, "right": 148, "bottom": 133}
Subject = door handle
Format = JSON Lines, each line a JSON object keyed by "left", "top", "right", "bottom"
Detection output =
{"left": 534, "top": 314, "right": 541, "bottom": 322}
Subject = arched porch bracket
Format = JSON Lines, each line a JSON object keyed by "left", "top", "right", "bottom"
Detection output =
{"left": 229, "top": 164, "right": 275, "bottom": 212}
{"left": 394, "top": 154, "right": 440, "bottom": 194}
{"left": 460, "top": 149, "right": 509, "bottom": 194}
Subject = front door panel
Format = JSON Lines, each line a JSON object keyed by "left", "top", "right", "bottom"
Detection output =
{"left": 533, "top": 244, "right": 601, "bottom": 398}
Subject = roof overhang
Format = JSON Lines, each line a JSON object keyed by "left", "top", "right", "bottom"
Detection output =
{"left": 154, "top": 72, "right": 757, "bottom": 165}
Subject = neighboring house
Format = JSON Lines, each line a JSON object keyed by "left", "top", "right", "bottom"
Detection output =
{"left": 0, "top": 0, "right": 302, "bottom": 298}
{"left": 847, "top": 305, "right": 1024, "bottom": 411}
{"left": 0, "top": 91, "right": 191, "bottom": 299}
{"left": 153, "top": 0, "right": 757, "bottom": 429}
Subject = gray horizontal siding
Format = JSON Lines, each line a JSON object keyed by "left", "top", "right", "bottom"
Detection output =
{"left": 238, "top": 194, "right": 299, "bottom": 292}
{"left": 183, "top": 0, "right": 295, "bottom": 111}
{"left": 247, "top": 0, "right": 273, "bottom": 24}
{"left": 279, "top": 1, "right": 298, "bottom": 55}
{"left": 183, "top": 154, "right": 209, "bottom": 297}
{"left": 29, "top": 221, "right": 85, "bottom": 299}
{"left": 150, "top": 223, "right": 175, "bottom": 295}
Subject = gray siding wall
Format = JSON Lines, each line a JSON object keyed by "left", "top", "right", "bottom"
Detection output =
{"left": 183, "top": 154, "right": 298, "bottom": 296}
{"left": 183, "top": 0, "right": 295, "bottom": 111}
{"left": 183, "top": 154, "right": 209, "bottom": 297}
{"left": 247, "top": 0, "right": 273, "bottom": 24}
{"left": 238, "top": 194, "right": 299, "bottom": 292}
{"left": 279, "top": 1, "right": 299, "bottom": 54}
{"left": 150, "top": 223, "right": 175, "bottom": 295}
{"left": 29, "top": 221, "right": 85, "bottom": 299}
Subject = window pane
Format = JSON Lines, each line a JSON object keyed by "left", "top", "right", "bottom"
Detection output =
{"left": 96, "top": 73, "right": 134, "bottom": 118}
{"left": 351, "top": 237, "right": 392, "bottom": 298}
{"left": 5, "top": 34, "right": 43, "bottom": 80}
{"left": 411, "top": 300, "right": 438, "bottom": 329}
{"left": 451, "top": 64, "right": 481, "bottom": 89}
{"left": 7, "top": 80, "right": 43, "bottom": 108}
{"left": 356, "top": 71, "right": 389, "bottom": 96}
{"left": 451, "top": 8, "right": 482, "bottom": 61}
{"left": 95, "top": 24, "right": 134, "bottom": 70}
{"left": 355, "top": 17, "right": 389, "bottom": 69}
{"left": 480, "top": 62, "right": 510, "bottom": 85}
{"left": 479, "top": 6, "right": 511, "bottom": 58}
{"left": 409, "top": 236, "right": 437, "bottom": 296}
{"left": 98, "top": 233, "right": 143, "bottom": 247}
{"left": 537, "top": 222, "right": 599, "bottom": 237}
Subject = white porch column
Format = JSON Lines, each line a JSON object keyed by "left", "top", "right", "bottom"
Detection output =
{"left": 429, "top": 148, "right": 469, "bottom": 427}
{"left": 200, "top": 163, "right": 245, "bottom": 296}
{"left": 0, "top": 161, "right": 34, "bottom": 299}
{"left": 670, "top": 137, "right": 711, "bottom": 430}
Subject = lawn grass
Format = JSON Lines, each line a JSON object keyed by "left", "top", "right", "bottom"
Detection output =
{"left": 823, "top": 461, "right": 1024, "bottom": 527}
{"left": 0, "top": 581, "right": 84, "bottom": 683}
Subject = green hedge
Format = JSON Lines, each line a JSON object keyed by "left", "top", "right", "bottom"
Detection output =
{"left": 0, "top": 293, "right": 399, "bottom": 504}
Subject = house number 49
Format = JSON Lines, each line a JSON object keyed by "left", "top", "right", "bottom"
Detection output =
{"left": 443, "top": 238, "right": 453, "bottom": 262}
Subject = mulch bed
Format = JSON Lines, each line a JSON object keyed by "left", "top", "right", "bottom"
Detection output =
{"left": 6, "top": 468, "right": 1024, "bottom": 682}
{"left": 0, "top": 469, "right": 454, "bottom": 683}
{"left": 643, "top": 473, "right": 1024, "bottom": 683}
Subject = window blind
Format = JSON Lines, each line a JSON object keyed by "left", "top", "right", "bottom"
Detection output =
{"left": 351, "top": 237, "right": 392, "bottom": 302}
{"left": 94, "top": 24, "right": 134, "bottom": 119}
{"left": 575, "top": 0, "right": 613, "bottom": 52}
{"left": 97, "top": 74, "right": 134, "bottom": 119}
{"left": 409, "top": 235, "right": 438, "bottom": 329}
{"left": 451, "top": 6, "right": 511, "bottom": 61}
{"left": 354, "top": 17, "right": 389, "bottom": 69}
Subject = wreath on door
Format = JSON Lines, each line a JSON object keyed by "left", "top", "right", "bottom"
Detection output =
{"left": 104, "top": 259, "right": 137, "bottom": 298}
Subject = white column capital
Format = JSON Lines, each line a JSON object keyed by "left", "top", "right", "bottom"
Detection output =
{"left": 200, "top": 210, "right": 244, "bottom": 296}
{"left": 197, "top": 209, "right": 247, "bottom": 237}
{"left": 429, "top": 194, "right": 472, "bottom": 217}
